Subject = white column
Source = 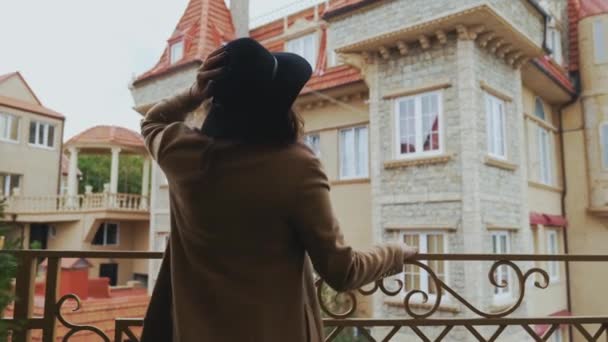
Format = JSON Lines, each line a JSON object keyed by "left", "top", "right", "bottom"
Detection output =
{"left": 140, "top": 157, "right": 151, "bottom": 209}
{"left": 67, "top": 147, "right": 79, "bottom": 197}
{"left": 110, "top": 147, "right": 121, "bottom": 194}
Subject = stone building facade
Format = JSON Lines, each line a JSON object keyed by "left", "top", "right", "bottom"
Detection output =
{"left": 131, "top": 0, "right": 606, "bottom": 340}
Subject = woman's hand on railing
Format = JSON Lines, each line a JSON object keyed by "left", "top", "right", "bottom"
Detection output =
{"left": 402, "top": 245, "right": 418, "bottom": 261}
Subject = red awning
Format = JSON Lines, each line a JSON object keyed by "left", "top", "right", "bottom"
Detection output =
{"left": 535, "top": 310, "right": 571, "bottom": 336}
{"left": 529, "top": 212, "right": 568, "bottom": 227}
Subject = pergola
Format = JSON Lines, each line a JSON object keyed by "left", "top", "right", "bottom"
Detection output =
{"left": 63, "top": 125, "right": 150, "bottom": 201}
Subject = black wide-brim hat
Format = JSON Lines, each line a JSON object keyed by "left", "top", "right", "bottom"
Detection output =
{"left": 201, "top": 38, "right": 313, "bottom": 139}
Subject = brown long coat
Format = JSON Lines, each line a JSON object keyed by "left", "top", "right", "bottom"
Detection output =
{"left": 140, "top": 109, "right": 406, "bottom": 341}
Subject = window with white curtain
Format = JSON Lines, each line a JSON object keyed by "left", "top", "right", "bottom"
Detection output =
{"left": 394, "top": 91, "right": 442, "bottom": 158}
{"left": 286, "top": 33, "right": 318, "bottom": 67}
{"left": 28, "top": 120, "right": 55, "bottom": 148}
{"left": 485, "top": 93, "right": 507, "bottom": 159}
{"left": 304, "top": 133, "right": 321, "bottom": 157}
{"left": 170, "top": 40, "right": 184, "bottom": 64}
{"left": 492, "top": 231, "right": 511, "bottom": 300}
{"left": 0, "top": 113, "right": 19, "bottom": 142}
{"left": 538, "top": 126, "right": 553, "bottom": 185}
{"left": 546, "top": 229, "right": 560, "bottom": 281}
{"left": 339, "top": 126, "right": 368, "bottom": 179}
{"left": 594, "top": 19, "right": 607, "bottom": 64}
{"left": 403, "top": 233, "right": 446, "bottom": 296}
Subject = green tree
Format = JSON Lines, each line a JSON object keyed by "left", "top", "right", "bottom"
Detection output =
{"left": 0, "top": 199, "right": 20, "bottom": 340}
{"left": 77, "top": 154, "right": 144, "bottom": 194}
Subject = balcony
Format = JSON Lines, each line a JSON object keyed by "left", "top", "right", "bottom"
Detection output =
{"left": 5, "top": 193, "right": 149, "bottom": 215}
{"left": 2, "top": 251, "right": 608, "bottom": 341}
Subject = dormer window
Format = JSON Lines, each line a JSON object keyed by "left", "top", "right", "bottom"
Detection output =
{"left": 170, "top": 40, "right": 184, "bottom": 64}
{"left": 286, "top": 33, "right": 318, "bottom": 67}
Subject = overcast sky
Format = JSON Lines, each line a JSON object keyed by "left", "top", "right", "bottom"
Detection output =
{"left": 0, "top": 0, "right": 314, "bottom": 139}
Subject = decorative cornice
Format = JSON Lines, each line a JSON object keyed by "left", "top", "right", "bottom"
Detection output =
{"left": 384, "top": 154, "right": 452, "bottom": 169}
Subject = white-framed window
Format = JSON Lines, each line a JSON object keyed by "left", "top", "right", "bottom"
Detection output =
{"left": 403, "top": 232, "right": 446, "bottom": 296}
{"left": 492, "top": 231, "right": 511, "bottom": 301}
{"left": 0, "top": 113, "right": 20, "bottom": 142}
{"left": 601, "top": 123, "right": 608, "bottom": 170}
{"left": 547, "top": 21, "right": 563, "bottom": 65}
{"left": 0, "top": 173, "right": 21, "bottom": 197}
{"left": 92, "top": 222, "right": 119, "bottom": 246}
{"left": 485, "top": 93, "right": 507, "bottom": 159}
{"left": 170, "top": 40, "right": 184, "bottom": 64}
{"left": 593, "top": 19, "right": 607, "bottom": 64}
{"left": 286, "top": 33, "right": 318, "bottom": 67}
{"left": 339, "top": 126, "right": 368, "bottom": 179}
{"left": 304, "top": 133, "right": 321, "bottom": 157}
{"left": 546, "top": 229, "right": 560, "bottom": 281}
{"left": 534, "top": 97, "right": 546, "bottom": 121}
{"left": 394, "top": 91, "right": 443, "bottom": 158}
{"left": 538, "top": 126, "right": 554, "bottom": 185}
{"left": 327, "top": 49, "right": 339, "bottom": 68}
{"left": 28, "top": 120, "right": 55, "bottom": 148}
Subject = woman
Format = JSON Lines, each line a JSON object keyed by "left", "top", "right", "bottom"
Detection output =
{"left": 140, "top": 38, "right": 417, "bottom": 342}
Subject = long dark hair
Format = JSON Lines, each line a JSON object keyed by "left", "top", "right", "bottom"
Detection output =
{"left": 200, "top": 102, "right": 304, "bottom": 146}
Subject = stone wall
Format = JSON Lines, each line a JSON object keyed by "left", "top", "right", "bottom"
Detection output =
{"left": 327, "top": 0, "right": 545, "bottom": 52}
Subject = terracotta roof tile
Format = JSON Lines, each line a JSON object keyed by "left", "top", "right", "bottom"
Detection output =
{"left": 0, "top": 94, "right": 64, "bottom": 120}
{"left": 533, "top": 56, "right": 577, "bottom": 95}
{"left": 5, "top": 289, "right": 150, "bottom": 341}
{"left": 303, "top": 65, "right": 363, "bottom": 93}
{"left": 65, "top": 125, "right": 145, "bottom": 150}
{"left": 579, "top": 0, "right": 608, "bottom": 18}
{"left": 134, "top": 0, "right": 235, "bottom": 84}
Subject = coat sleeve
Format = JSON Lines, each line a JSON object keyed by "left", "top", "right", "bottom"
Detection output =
{"left": 140, "top": 92, "right": 210, "bottom": 175}
{"left": 289, "top": 156, "right": 405, "bottom": 292}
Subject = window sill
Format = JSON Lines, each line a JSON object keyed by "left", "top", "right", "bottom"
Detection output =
{"left": 384, "top": 296, "right": 460, "bottom": 313}
{"left": 384, "top": 154, "right": 452, "bottom": 169}
{"left": 480, "top": 81, "right": 513, "bottom": 102}
{"left": 331, "top": 178, "right": 370, "bottom": 186}
{"left": 524, "top": 113, "right": 558, "bottom": 132}
{"left": 0, "top": 138, "right": 19, "bottom": 144}
{"left": 484, "top": 156, "right": 517, "bottom": 171}
{"left": 28, "top": 143, "right": 55, "bottom": 151}
{"left": 528, "top": 181, "right": 563, "bottom": 193}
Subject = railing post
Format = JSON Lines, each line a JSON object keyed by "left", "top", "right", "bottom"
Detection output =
{"left": 12, "top": 255, "right": 36, "bottom": 342}
{"left": 42, "top": 257, "right": 61, "bottom": 342}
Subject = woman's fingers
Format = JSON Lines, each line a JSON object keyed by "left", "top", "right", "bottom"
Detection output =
{"left": 197, "top": 67, "right": 224, "bottom": 84}
{"left": 199, "top": 51, "right": 227, "bottom": 72}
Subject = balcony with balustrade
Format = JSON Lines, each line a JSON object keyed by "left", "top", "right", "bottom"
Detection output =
{"left": 1, "top": 250, "right": 607, "bottom": 341}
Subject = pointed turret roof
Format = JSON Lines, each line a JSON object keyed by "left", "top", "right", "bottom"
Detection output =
{"left": 133, "top": 0, "right": 235, "bottom": 85}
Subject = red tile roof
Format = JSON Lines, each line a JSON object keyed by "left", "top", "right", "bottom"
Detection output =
{"left": 533, "top": 56, "right": 577, "bottom": 95}
{"left": 65, "top": 125, "right": 145, "bottom": 150}
{"left": 579, "top": 0, "right": 608, "bottom": 18}
{"left": 133, "top": 0, "right": 235, "bottom": 85}
{"left": 250, "top": 2, "right": 364, "bottom": 94}
{"left": 0, "top": 95, "right": 64, "bottom": 120}
{"left": 6, "top": 289, "right": 149, "bottom": 342}
{"left": 567, "top": 0, "right": 608, "bottom": 71}
{"left": 0, "top": 71, "right": 64, "bottom": 119}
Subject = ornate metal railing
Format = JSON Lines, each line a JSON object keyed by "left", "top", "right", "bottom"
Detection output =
{"left": 4, "top": 193, "right": 149, "bottom": 214}
{"left": 1, "top": 250, "right": 608, "bottom": 341}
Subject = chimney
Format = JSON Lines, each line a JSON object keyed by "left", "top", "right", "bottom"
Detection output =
{"left": 230, "top": 0, "right": 250, "bottom": 38}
